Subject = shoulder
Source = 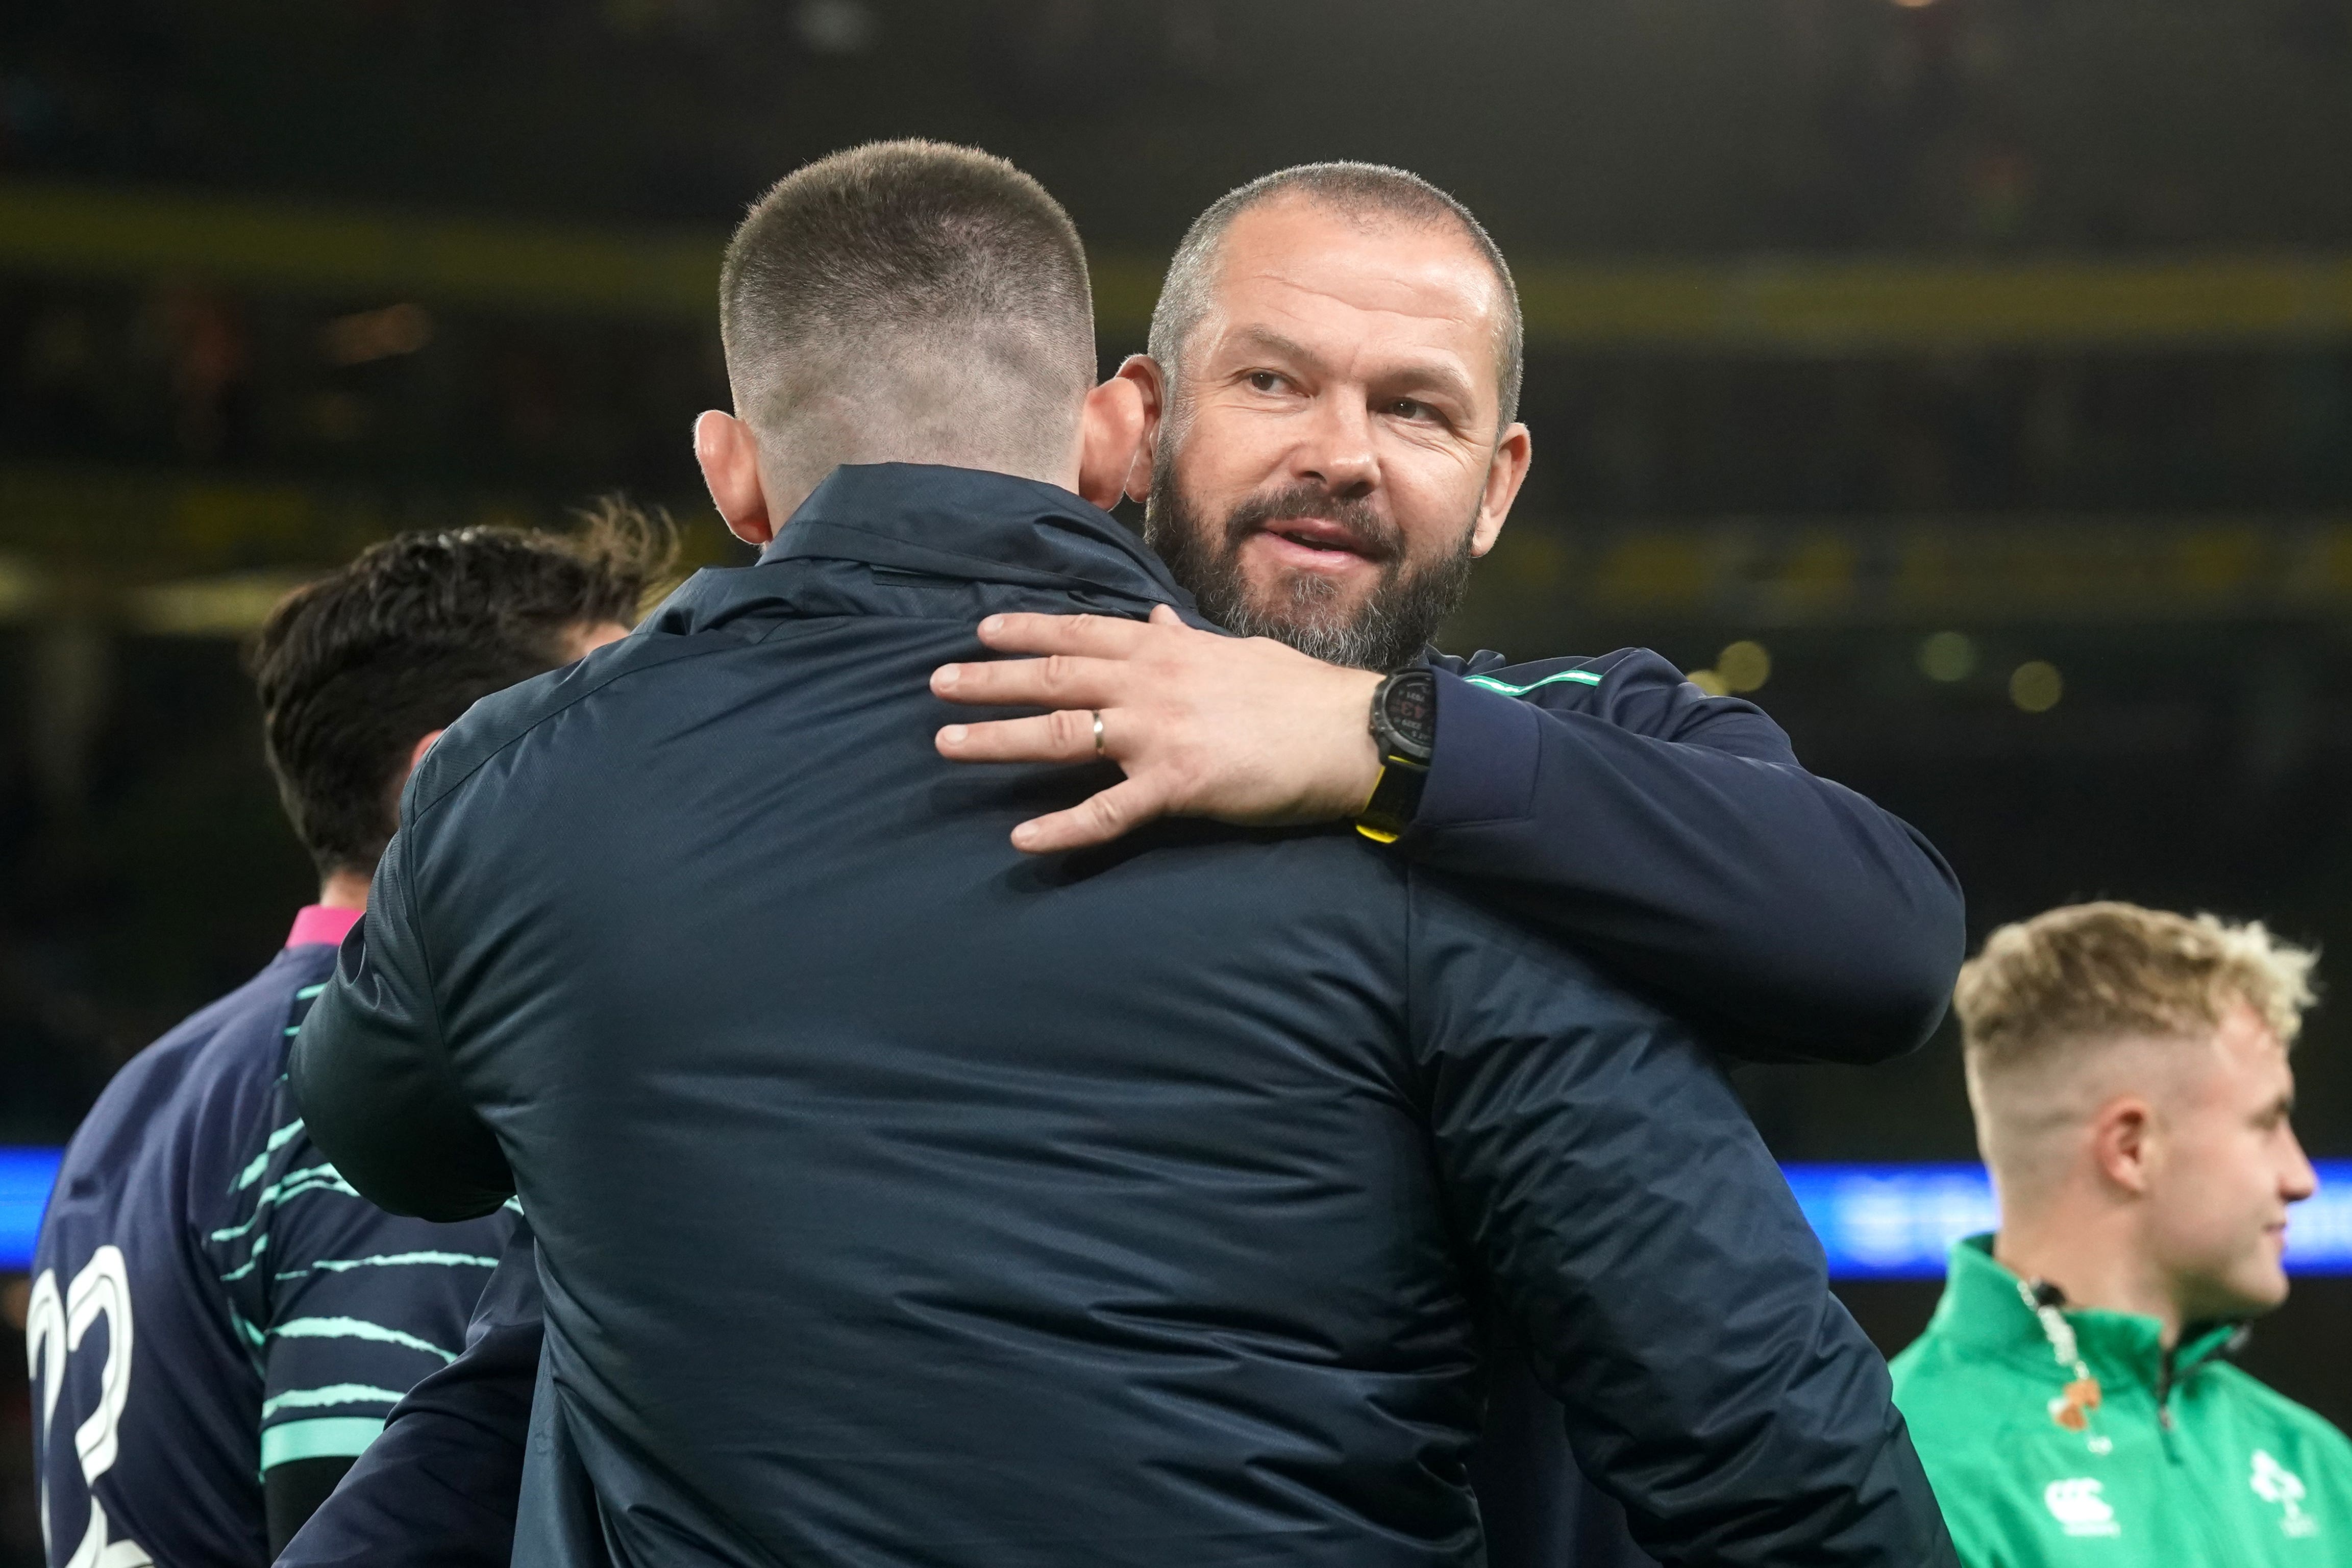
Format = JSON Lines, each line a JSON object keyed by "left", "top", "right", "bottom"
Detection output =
{"left": 404, "top": 626, "right": 744, "bottom": 824}
{"left": 61, "top": 951, "right": 320, "bottom": 1174}
{"left": 1888, "top": 1327, "right": 2039, "bottom": 1438}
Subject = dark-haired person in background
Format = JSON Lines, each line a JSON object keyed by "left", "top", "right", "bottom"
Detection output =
{"left": 25, "top": 512, "right": 666, "bottom": 1564}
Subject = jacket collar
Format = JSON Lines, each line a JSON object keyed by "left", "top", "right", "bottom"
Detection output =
{"left": 761, "top": 462, "right": 1195, "bottom": 610}
{"left": 1932, "top": 1234, "right": 2244, "bottom": 1392}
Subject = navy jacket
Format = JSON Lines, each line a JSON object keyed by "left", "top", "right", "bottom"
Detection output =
{"left": 291, "top": 464, "right": 1956, "bottom": 1566}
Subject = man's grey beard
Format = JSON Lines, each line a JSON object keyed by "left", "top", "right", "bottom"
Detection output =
{"left": 1143, "top": 455, "right": 1478, "bottom": 674}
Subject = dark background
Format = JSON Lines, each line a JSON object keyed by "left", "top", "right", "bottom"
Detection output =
{"left": 4, "top": 0, "right": 2351, "bottom": 1558}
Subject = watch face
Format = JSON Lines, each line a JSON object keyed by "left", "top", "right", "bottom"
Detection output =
{"left": 1380, "top": 670, "right": 1438, "bottom": 756}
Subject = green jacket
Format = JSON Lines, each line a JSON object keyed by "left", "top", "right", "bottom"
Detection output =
{"left": 1891, "top": 1234, "right": 2352, "bottom": 1565}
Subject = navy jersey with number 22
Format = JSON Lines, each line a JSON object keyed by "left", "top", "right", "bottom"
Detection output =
{"left": 29, "top": 920, "right": 515, "bottom": 1567}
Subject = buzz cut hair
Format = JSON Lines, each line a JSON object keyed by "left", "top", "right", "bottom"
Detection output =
{"left": 719, "top": 140, "right": 1097, "bottom": 498}
{"left": 1146, "top": 162, "right": 1523, "bottom": 432}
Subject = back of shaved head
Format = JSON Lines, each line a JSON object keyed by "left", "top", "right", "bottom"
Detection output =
{"left": 720, "top": 140, "right": 1098, "bottom": 502}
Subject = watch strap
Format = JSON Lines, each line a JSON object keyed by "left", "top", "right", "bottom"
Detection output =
{"left": 1354, "top": 756, "right": 1429, "bottom": 844}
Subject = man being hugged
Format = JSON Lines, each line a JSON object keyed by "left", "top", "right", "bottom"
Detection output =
{"left": 1894, "top": 901, "right": 2351, "bottom": 1563}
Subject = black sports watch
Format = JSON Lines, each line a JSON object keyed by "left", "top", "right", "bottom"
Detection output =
{"left": 1354, "top": 668, "right": 1437, "bottom": 844}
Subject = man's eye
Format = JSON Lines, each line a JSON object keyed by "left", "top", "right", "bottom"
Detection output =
{"left": 1248, "top": 371, "right": 1283, "bottom": 393}
{"left": 1388, "top": 399, "right": 1431, "bottom": 420}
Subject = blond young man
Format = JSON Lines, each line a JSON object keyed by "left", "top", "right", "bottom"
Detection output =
{"left": 1892, "top": 901, "right": 2349, "bottom": 1563}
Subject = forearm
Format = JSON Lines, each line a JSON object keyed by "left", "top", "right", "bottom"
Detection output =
{"left": 1409, "top": 673, "right": 1964, "bottom": 1062}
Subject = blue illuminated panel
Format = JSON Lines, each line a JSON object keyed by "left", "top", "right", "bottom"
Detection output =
{"left": 1786, "top": 1161, "right": 2352, "bottom": 1279}
{"left": 2, "top": 1150, "right": 2349, "bottom": 1278}
{"left": 0, "top": 1147, "right": 62, "bottom": 1271}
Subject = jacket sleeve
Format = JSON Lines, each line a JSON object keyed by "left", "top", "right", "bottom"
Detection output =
{"left": 1409, "top": 871, "right": 1959, "bottom": 1568}
{"left": 290, "top": 826, "right": 514, "bottom": 1222}
{"left": 1408, "top": 651, "right": 1965, "bottom": 1063}
{"left": 274, "top": 1215, "right": 541, "bottom": 1568}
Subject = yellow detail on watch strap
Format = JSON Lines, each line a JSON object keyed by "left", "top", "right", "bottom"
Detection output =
{"left": 1353, "top": 756, "right": 1426, "bottom": 844}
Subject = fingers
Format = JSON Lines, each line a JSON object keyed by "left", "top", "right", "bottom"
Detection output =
{"left": 937, "top": 711, "right": 1105, "bottom": 764}
{"left": 1009, "top": 776, "right": 1171, "bottom": 854}
{"left": 938, "top": 606, "right": 1194, "bottom": 706}
{"left": 974, "top": 611, "right": 1149, "bottom": 657}
{"left": 931, "top": 653, "right": 1119, "bottom": 709}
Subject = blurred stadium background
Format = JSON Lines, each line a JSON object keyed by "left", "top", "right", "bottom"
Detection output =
{"left": 3, "top": 0, "right": 2352, "bottom": 1555}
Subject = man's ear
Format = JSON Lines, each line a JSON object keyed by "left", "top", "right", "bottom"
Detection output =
{"left": 1076, "top": 375, "right": 1147, "bottom": 510}
{"left": 695, "top": 410, "right": 775, "bottom": 546}
{"left": 405, "top": 729, "right": 445, "bottom": 782}
{"left": 2090, "top": 1096, "right": 2158, "bottom": 1197}
{"left": 1469, "top": 421, "right": 1533, "bottom": 558}
{"left": 1115, "top": 355, "right": 1168, "bottom": 506}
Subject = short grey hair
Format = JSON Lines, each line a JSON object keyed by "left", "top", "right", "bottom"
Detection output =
{"left": 1146, "top": 163, "right": 1523, "bottom": 432}
{"left": 720, "top": 140, "right": 1097, "bottom": 502}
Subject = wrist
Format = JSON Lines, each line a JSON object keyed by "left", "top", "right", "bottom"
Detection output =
{"left": 1354, "top": 668, "right": 1437, "bottom": 842}
{"left": 1330, "top": 668, "right": 1384, "bottom": 811}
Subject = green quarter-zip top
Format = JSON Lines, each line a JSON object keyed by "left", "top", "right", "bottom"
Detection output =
{"left": 1892, "top": 1234, "right": 2352, "bottom": 1565}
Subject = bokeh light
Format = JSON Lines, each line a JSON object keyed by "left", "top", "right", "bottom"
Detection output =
{"left": 1717, "top": 640, "right": 1772, "bottom": 693}
{"left": 1918, "top": 631, "right": 1978, "bottom": 683}
{"left": 2010, "top": 660, "right": 2064, "bottom": 712}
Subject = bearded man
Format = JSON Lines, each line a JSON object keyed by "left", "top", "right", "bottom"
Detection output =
{"left": 931, "top": 163, "right": 1955, "bottom": 1064}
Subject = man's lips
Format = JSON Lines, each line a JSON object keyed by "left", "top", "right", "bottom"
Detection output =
{"left": 1247, "top": 517, "right": 1384, "bottom": 571}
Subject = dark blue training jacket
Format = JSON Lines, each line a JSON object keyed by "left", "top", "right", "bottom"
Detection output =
{"left": 290, "top": 464, "right": 1958, "bottom": 1567}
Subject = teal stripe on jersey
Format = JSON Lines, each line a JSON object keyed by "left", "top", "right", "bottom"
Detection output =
{"left": 261, "top": 1416, "right": 384, "bottom": 1469}
{"left": 218, "top": 1232, "right": 268, "bottom": 1283}
{"left": 1465, "top": 668, "right": 1603, "bottom": 696}
{"left": 262, "top": 1383, "right": 407, "bottom": 1420}
{"left": 209, "top": 1164, "right": 360, "bottom": 1242}
{"left": 275, "top": 1249, "right": 499, "bottom": 1282}
{"left": 294, "top": 983, "right": 328, "bottom": 1001}
{"left": 272, "top": 1315, "right": 458, "bottom": 1363}
{"left": 233, "top": 1116, "right": 310, "bottom": 1192}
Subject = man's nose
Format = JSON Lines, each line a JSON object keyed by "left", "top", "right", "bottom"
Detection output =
{"left": 2283, "top": 1131, "right": 2319, "bottom": 1203}
{"left": 1290, "top": 390, "right": 1378, "bottom": 497}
